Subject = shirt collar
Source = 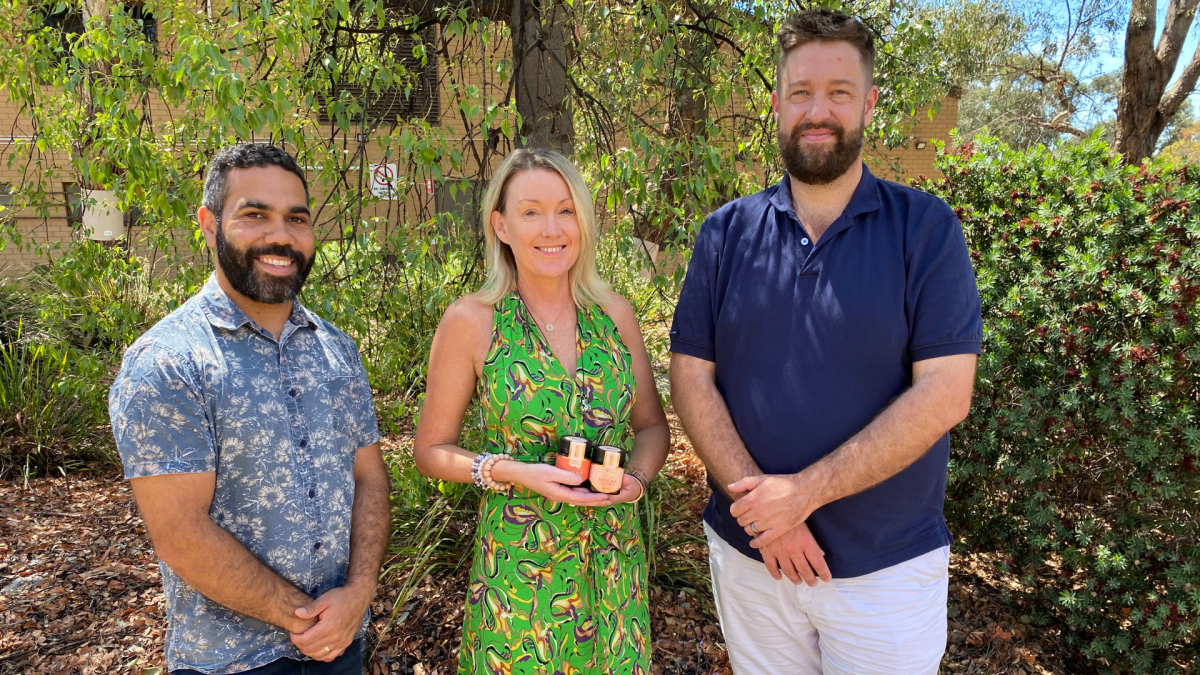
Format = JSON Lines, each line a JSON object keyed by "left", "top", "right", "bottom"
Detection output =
{"left": 198, "top": 273, "right": 318, "bottom": 334}
{"left": 769, "top": 162, "right": 883, "bottom": 221}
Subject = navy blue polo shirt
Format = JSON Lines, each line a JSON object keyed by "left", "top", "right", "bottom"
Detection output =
{"left": 669, "top": 165, "right": 982, "bottom": 578}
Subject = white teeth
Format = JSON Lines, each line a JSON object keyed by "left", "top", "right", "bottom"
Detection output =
{"left": 539, "top": 246, "right": 564, "bottom": 253}
{"left": 259, "top": 256, "right": 293, "bottom": 266}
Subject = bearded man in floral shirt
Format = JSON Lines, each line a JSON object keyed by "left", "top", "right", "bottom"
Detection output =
{"left": 109, "top": 143, "right": 390, "bottom": 675}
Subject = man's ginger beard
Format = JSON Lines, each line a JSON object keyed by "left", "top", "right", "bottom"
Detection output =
{"left": 779, "top": 115, "right": 866, "bottom": 185}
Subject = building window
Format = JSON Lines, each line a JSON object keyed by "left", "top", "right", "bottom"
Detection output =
{"left": 41, "top": 3, "right": 156, "bottom": 52}
{"left": 319, "top": 27, "right": 439, "bottom": 126}
{"left": 0, "top": 183, "right": 12, "bottom": 209}
{"left": 64, "top": 183, "right": 83, "bottom": 227}
{"left": 42, "top": 3, "right": 84, "bottom": 62}
{"left": 125, "top": 203, "right": 144, "bottom": 228}
{"left": 128, "top": 3, "right": 157, "bottom": 44}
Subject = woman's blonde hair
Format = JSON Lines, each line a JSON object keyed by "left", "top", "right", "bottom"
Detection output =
{"left": 478, "top": 148, "right": 609, "bottom": 306}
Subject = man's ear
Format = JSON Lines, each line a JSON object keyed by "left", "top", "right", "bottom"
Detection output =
{"left": 491, "top": 210, "right": 510, "bottom": 245}
{"left": 198, "top": 206, "right": 219, "bottom": 250}
{"left": 863, "top": 84, "right": 879, "bottom": 128}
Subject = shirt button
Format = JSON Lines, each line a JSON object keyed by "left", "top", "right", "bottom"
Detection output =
{"left": 313, "top": 542, "right": 321, "bottom": 550}
{"left": 801, "top": 238, "right": 810, "bottom": 246}
{"left": 299, "top": 439, "right": 307, "bottom": 448}
{"left": 308, "top": 489, "right": 315, "bottom": 498}
{"left": 288, "top": 389, "right": 298, "bottom": 397}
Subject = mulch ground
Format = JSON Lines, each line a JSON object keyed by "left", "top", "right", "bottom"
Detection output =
{"left": 1, "top": 429, "right": 1084, "bottom": 675}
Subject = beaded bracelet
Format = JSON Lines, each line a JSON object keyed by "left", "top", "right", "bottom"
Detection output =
{"left": 471, "top": 452, "right": 492, "bottom": 489}
{"left": 480, "top": 453, "right": 514, "bottom": 491}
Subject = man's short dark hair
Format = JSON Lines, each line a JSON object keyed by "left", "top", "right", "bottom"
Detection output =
{"left": 202, "top": 143, "right": 309, "bottom": 221}
{"left": 777, "top": 9, "right": 876, "bottom": 87}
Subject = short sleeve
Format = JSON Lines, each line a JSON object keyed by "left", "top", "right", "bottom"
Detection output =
{"left": 346, "top": 341, "right": 382, "bottom": 450}
{"left": 669, "top": 216, "right": 724, "bottom": 362}
{"left": 108, "top": 342, "right": 216, "bottom": 479}
{"left": 906, "top": 214, "right": 983, "bottom": 362}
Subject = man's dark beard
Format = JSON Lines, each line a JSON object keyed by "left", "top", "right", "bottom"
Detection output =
{"left": 215, "top": 223, "right": 314, "bottom": 305}
{"left": 779, "top": 119, "right": 864, "bottom": 186}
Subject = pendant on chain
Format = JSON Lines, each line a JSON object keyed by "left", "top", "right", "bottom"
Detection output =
{"left": 546, "top": 324, "right": 555, "bottom": 332}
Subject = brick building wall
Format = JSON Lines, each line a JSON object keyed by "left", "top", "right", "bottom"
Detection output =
{"left": 0, "top": 20, "right": 960, "bottom": 276}
{"left": 866, "top": 94, "right": 960, "bottom": 183}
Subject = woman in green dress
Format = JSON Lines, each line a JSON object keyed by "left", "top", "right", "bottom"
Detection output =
{"left": 414, "top": 148, "right": 671, "bottom": 675}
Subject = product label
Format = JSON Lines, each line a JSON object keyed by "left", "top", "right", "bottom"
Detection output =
{"left": 568, "top": 441, "right": 587, "bottom": 468}
{"left": 556, "top": 438, "right": 592, "bottom": 482}
{"left": 590, "top": 464, "right": 623, "bottom": 494}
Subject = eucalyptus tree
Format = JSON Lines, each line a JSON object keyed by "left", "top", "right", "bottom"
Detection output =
{"left": 1114, "top": 0, "right": 1200, "bottom": 164}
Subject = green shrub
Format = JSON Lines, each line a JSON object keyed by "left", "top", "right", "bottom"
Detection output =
{"left": 0, "top": 281, "right": 39, "bottom": 345}
{"left": 33, "top": 242, "right": 189, "bottom": 353}
{"left": 301, "top": 224, "right": 481, "bottom": 434}
{"left": 916, "top": 136, "right": 1199, "bottom": 673}
{"left": 0, "top": 335, "right": 111, "bottom": 478}
{"left": 0, "top": 246, "right": 188, "bottom": 476}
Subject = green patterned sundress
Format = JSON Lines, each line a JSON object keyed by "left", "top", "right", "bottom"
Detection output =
{"left": 458, "top": 292, "right": 650, "bottom": 675}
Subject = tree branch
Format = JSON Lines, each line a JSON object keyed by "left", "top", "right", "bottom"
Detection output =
{"left": 1022, "top": 115, "right": 1089, "bottom": 138}
{"left": 1155, "top": 0, "right": 1200, "bottom": 69}
{"left": 1161, "top": 44, "right": 1200, "bottom": 119}
{"left": 677, "top": 21, "right": 773, "bottom": 91}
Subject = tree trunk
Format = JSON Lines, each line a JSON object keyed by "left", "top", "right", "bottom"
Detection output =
{"left": 396, "top": 0, "right": 574, "bottom": 154}
{"left": 510, "top": 0, "right": 574, "bottom": 155}
{"left": 76, "top": 0, "right": 113, "bottom": 189}
{"left": 1114, "top": 0, "right": 1200, "bottom": 164}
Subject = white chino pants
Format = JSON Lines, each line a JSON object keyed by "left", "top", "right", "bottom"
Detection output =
{"left": 705, "top": 523, "right": 949, "bottom": 675}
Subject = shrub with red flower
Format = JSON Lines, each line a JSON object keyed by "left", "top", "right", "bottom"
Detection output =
{"left": 914, "top": 136, "right": 1199, "bottom": 674}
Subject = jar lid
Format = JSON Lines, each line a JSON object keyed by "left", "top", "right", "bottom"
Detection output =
{"left": 557, "top": 436, "right": 590, "bottom": 454}
{"left": 590, "top": 444, "right": 626, "bottom": 465}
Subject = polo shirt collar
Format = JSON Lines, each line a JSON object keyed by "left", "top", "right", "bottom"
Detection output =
{"left": 198, "top": 273, "right": 317, "bottom": 334}
{"left": 770, "top": 162, "right": 883, "bottom": 236}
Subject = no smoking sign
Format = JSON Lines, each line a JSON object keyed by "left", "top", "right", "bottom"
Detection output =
{"left": 369, "top": 163, "right": 398, "bottom": 200}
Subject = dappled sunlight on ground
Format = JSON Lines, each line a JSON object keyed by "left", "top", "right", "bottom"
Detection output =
{"left": 1, "top": 415, "right": 1083, "bottom": 674}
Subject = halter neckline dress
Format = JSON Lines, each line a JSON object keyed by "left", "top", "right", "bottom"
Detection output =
{"left": 457, "top": 292, "right": 650, "bottom": 675}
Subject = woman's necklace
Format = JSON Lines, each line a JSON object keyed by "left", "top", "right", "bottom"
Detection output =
{"left": 525, "top": 301, "right": 556, "bottom": 332}
{"left": 520, "top": 292, "right": 568, "bottom": 333}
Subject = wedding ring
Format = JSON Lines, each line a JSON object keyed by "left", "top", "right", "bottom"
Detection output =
{"left": 750, "top": 522, "right": 760, "bottom": 535}
{"left": 324, "top": 646, "right": 331, "bottom": 653}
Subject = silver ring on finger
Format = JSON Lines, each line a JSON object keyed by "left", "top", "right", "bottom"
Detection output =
{"left": 750, "top": 522, "right": 760, "bottom": 535}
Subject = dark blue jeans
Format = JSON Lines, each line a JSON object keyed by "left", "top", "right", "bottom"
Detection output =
{"left": 172, "top": 639, "right": 363, "bottom": 675}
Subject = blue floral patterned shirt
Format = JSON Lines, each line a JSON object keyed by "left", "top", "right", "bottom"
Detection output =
{"left": 108, "top": 274, "right": 381, "bottom": 674}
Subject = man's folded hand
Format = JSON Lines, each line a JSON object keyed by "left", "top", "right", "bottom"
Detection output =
{"left": 756, "top": 522, "right": 832, "bottom": 587}
{"left": 289, "top": 586, "right": 371, "bottom": 662}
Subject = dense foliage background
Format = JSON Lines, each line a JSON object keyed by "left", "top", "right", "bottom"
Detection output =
{"left": 920, "top": 137, "right": 1199, "bottom": 672}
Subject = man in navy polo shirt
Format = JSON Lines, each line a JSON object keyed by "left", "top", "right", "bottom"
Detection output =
{"left": 669, "top": 9, "right": 981, "bottom": 674}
